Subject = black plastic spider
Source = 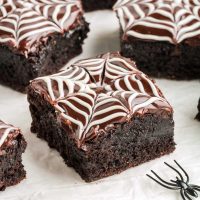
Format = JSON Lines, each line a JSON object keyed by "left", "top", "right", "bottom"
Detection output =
{"left": 147, "top": 160, "right": 200, "bottom": 200}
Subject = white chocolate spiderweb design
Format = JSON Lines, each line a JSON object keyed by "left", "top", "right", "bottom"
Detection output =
{"left": 114, "top": 0, "right": 200, "bottom": 44}
{"left": 0, "top": 120, "right": 19, "bottom": 147}
{"left": 0, "top": 0, "right": 16, "bottom": 19}
{"left": 0, "top": 0, "right": 82, "bottom": 52}
{"left": 32, "top": 53, "right": 172, "bottom": 145}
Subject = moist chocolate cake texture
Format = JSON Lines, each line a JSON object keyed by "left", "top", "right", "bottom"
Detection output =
{"left": 0, "top": 120, "right": 26, "bottom": 191}
{"left": 82, "top": 0, "right": 117, "bottom": 11}
{"left": 0, "top": 0, "right": 89, "bottom": 92}
{"left": 28, "top": 52, "right": 175, "bottom": 182}
{"left": 114, "top": 0, "right": 200, "bottom": 80}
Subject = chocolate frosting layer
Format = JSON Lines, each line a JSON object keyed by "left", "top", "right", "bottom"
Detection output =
{"left": 31, "top": 52, "right": 173, "bottom": 147}
{"left": 0, "top": 0, "right": 83, "bottom": 54}
{"left": 114, "top": 0, "right": 200, "bottom": 44}
{"left": 0, "top": 120, "right": 20, "bottom": 149}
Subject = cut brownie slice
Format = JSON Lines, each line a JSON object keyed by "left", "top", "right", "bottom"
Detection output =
{"left": 0, "top": 0, "right": 89, "bottom": 92}
{"left": 27, "top": 52, "right": 175, "bottom": 182}
{"left": 196, "top": 98, "right": 200, "bottom": 121}
{"left": 82, "top": 0, "right": 117, "bottom": 11}
{"left": 0, "top": 120, "right": 26, "bottom": 191}
{"left": 114, "top": 1, "right": 200, "bottom": 80}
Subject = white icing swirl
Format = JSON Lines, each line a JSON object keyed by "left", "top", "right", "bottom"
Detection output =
{"left": 0, "top": 0, "right": 82, "bottom": 52}
{"left": 114, "top": 0, "right": 200, "bottom": 44}
{"left": 0, "top": 120, "right": 19, "bottom": 147}
{"left": 36, "top": 66, "right": 92, "bottom": 101}
{"left": 0, "top": 0, "right": 16, "bottom": 19}
{"left": 33, "top": 53, "right": 171, "bottom": 144}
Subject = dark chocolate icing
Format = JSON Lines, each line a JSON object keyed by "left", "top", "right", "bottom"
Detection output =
{"left": 114, "top": 0, "right": 200, "bottom": 44}
{"left": 0, "top": 0, "right": 83, "bottom": 55}
{"left": 0, "top": 120, "right": 20, "bottom": 150}
{"left": 31, "top": 52, "right": 173, "bottom": 147}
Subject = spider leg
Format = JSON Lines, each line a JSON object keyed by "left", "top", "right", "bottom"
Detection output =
{"left": 190, "top": 185, "right": 200, "bottom": 191}
{"left": 164, "top": 162, "right": 184, "bottom": 181}
{"left": 184, "top": 190, "right": 193, "bottom": 200}
{"left": 150, "top": 170, "right": 177, "bottom": 187}
{"left": 180, "top": 189, "right": 187, "bottom": 200}
{"left": 171, "top": 179, "right": 178, "bottom": 184}
{"left": 174, "top": 160, "right": 189, "bottom": 183}
{"left": 146, "top": 174, "right": 179, "bottom": 190}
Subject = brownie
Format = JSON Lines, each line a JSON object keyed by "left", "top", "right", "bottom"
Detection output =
{"left": 114, "top": 1, "right": 200, "bottom": 80}
{"left": 0, "top": 120, "right": 26, "bottom": 191}
{"left": 0, "top": 0, "right": 89, "bottom": 92}
{"left": 27, "top": 52, "right": 175, "bottom": 182}
{"left": 196, "top": 98, "right": 200, "bottom": 121}
{"left": 82, "top": 0, "right": 117, "bottom": 11}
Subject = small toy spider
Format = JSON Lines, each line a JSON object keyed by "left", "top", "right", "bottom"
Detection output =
{"left": 147, "top": 160, "right": 200, "bottom": 200}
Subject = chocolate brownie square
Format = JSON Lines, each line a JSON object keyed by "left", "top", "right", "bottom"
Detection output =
{"left": 114, "top": 0, "right": 200, "bottom": 80}
{"left": 0, "top": 0, "right": 89, "bottom": 92}
{"left": 0, "top": 120, "right": 26, "bottom": 191}
{"left": 196, "top": 98, "right": 200, "bottom": 121}
{"left": 27, "top": 52, "right": 175, "bottom": 182}
{"left": 82, "top": 0, "right": 117, "bottom": 11}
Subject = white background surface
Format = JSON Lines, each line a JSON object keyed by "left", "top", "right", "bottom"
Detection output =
{"left": 0, "top": 10, "right": 200, "bottom": 200}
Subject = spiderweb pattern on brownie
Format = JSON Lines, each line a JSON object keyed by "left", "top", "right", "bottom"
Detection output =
{"left": 114, "top": 0, "right": 200, "bottom": 43}
{"left": 0, "top": 120, "right": 19, "bottom": 147}
{"left": 32, "top": 52, "right": 172, "bottom": 145}
{"left": 0, "top": 0, "right": 82, "bottom": 52}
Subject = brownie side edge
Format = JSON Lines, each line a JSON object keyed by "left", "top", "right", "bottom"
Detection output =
{"left": 120, "top": 34, "right": 200, "bottom": 80}
{"left": 27, "top": 85, "right": 175, "bottom": 182}
{"left": 82, "top": 0, "right": 117, "bottom": 11}
{"left": 0, "top": 17, "right": 89, "bottom": 92}
{"left": 196, "top": 98, "right": 200, "bottom": 121}
{"left": 0, "top": 134, "right": 27, "bottom": 191}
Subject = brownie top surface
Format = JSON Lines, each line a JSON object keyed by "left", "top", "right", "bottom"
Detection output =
{"left": 0, "top": 0, "right": 83, "bottom": 55}
{"left": 114, "top": 0, "right": 200, "bottom": 44}
{"left": 0, "top": 120, "right": 21, "bottom": 150}
{"left": 30, "top": 52, "right": 172, "bottom": 147}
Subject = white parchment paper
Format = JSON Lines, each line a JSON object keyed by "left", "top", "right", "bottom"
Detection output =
{"left": 0, "top": 11, "right": 200, "bottom": 200}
